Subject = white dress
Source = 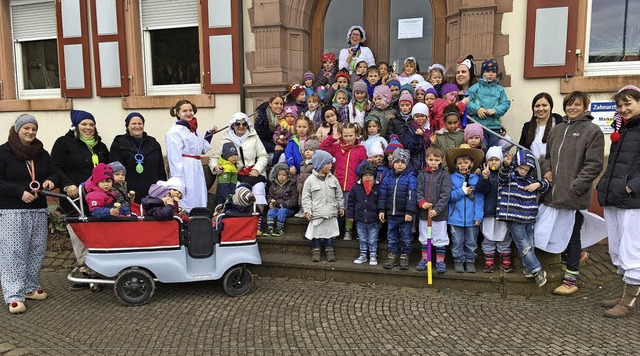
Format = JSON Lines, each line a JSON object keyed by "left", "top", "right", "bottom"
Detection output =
{"left": 165, "top": 124, "right": 211, "bottom": 212}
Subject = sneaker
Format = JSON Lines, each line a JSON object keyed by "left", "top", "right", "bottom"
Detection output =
{"left": 465, "top": 261, "right": 476, "bottom": 273}
{"left": 435, "top": 261, "right": 446, "bottom": 273}
{"left": 453, "top": 261, "right": 465, "bottom": 273}
{"left": 534, "top": 270, "right": 548, "bottom": 287}
{"left": 294, "top": 209, "right": 306, "bottom": 218}
{"left": 416, "top": 259, "right": 427, "bottom": 271}
{"left": 399, "top": 254, "right": 410, "bottom": 270}
{"left": 343, "top": 229, "right": 352, "bottom": 241}
{"left": 523, "top": 270, "right": 534, "bottom": 278}
{"left": 264, "top": 226, "right": 274, "bottom": 236}
{"left": 369, "top": 256, "right": 378, "bottom": 266}
{"left": 353, "top": 254, "right": 368, "bottom": 264}
{"left": 271, "top": 228, "right": 284, "bottom": 237}
{"left": 383, "top": 253, "right": 397, "bottom": 269}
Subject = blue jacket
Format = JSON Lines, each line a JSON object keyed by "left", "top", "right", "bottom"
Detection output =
{"left": 378, "top": 168, "right": 417, "bottom": 216}
{"left": 448, "top": 172, "right": 484, "bottom": 227}
{"left": 475, "top": 171, "right": 499, "bottom": 217}
{"left": 466, "top": 78, "right": 511, "bottom": 130}
{"left": 404, "top": 123, "right": 431, "bottom": 174}
{"left": 284, "top": 136, "right": 304, "bottom": 173}
{"left": 346, "top": 179, "right": 380, "bottom": 224}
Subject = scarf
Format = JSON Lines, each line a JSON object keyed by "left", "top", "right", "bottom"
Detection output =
{"left": 228, "top": 128, "right": 249, "bottom": 147}
{"left": 339, "top": 140, "right": 356, "bottom": 154}
{"left": 7, "top": 129, "right": 45, "bottom": 161}
{"left": 363, "top": 180, "right": 374, "bottom": 195}
{"left": 354, "top": 100, "right": 367, "bottom": 113}
{"left": 267, "top": 108, "right": 281, "bottom": 132}
{"left": 79, "top": 135, "right": 97, "bottom": 149}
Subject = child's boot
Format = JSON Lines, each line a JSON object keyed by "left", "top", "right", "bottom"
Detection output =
{"left": 499, "top": 252, "right": 514, "bottom": 273}
{"left": 311, "top": 248, "right": 321, "bottom": 262}
{"left": 265, "top": 220, "right": 275, "bottom": 236}
{"left": 399, "top": 254, "right": 409, "bottom": 270}
{"left": 369, "top": 252, "right": 378, "bottom": 266}
{"left": 435, "top": 247, "right": 447, "bottom": 273}
{"left": 383, "top": 253, "right": 398, "bottom": 269}
{"left": 272, "top": 221, "right": 284, "bottom": 237}
{"left": 326, "top": 247, "right": 336, "bottom": 262}
{"left": 453, "top": 260, "right": 465, "bottom": 273}
{"left": 604, "top": 283, "right": 640, "bottom": 318}
{"left": 483, "top": 253, "right": 495, "bottom": 273}
{"left": 465, "top": 260, "right": 476, "bottom": 273}
{"left": 553, "top": 270, "right": 579, "bottom": 295}
{"left": 416, "top": 245, "right": 429, "bottom": 271}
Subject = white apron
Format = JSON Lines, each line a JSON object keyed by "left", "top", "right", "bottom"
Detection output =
{"left": 534, "top": 204, "right": 607, "bottom": 253}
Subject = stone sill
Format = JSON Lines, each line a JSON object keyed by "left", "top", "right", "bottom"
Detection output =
{"left": 121, "top": 94, "right": 216, "bottom": 109}
{"left": 0, "top": 98, "right": 73, "bottom": 112}
{"left": 560, "top": 75, "right": 640, "bottom": 94}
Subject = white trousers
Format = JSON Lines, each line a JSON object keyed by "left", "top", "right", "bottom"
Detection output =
{"left": 418, "top": 220, "right": 448, "bottom": 247}
{"left": 604, "top": 207, "right": 640, "bottom": 284}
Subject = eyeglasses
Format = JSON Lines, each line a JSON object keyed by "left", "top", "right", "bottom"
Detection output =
{"left": 234, "top": 121, "right": 249, "bottom": 127}
{"left": 350, "top": 33, "right": 361, "bottom": 38}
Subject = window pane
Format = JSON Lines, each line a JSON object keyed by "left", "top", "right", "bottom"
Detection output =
{"left": 323, "top": 0, "right": 363, "bottom": 55}
{"left": 150, "top": 27, "right": 200, "bottom": 85}
{"left": 589, "top": 0, "right": 640, "bottom": 63}
{"left": 21, "top": 39, "right": 60, "bottom": 89}
{"left": 390, "top": 0, "right": 432, "bottom": 73}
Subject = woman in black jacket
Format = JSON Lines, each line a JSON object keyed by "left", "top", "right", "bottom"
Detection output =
{"left": 0, "top": 114, "right": 58, "bottom": 314}
{"left": 518, "top": 92, "right": 564, "bottom": 159}
{"left": 109, "top": 112, "right": 167, "bottom": 203}
{"left": 254, "top": 95, "right": 285, "bottom": 165}
{"left": 596, "top": 85, "right": 640, "bottom": 318}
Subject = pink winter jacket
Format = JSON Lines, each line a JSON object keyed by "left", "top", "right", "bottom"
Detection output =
{"left": 319, "top": 136, "right": 367, "bottom": 192}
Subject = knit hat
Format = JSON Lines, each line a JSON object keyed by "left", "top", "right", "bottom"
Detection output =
{"left": 399, "top": 93, "right": 414, "bottom": 106}
{"left": 108, "top": 161, "right": 126, "bottom": 175}
{"left": 14, "top": 114, "right": 38, "bottom": 133}
{"left": 399, "top": 84, "right": 414, "bottom": 96}
{"left": 321, "top": 105, "right": 337, "bottom": 122}
{"left": 441, "top": 83, "right": 459, "bottom": 97}
{"left": 464, "top": 123, "right": 484, "bottom": 141}
{"left": 321, "top": 52, "right": 336, "bottom": 63}
{"left": 91, "top": 163, "right": 113, "bottom": 183}
{"left": 368, "top": 141, "right": 385, "bottom": 157}
{"left": 303, "top": 71, "right": 315, "bottom": 82}
{"left": 425, "top": 87, "right": 438, "bottom": 97}
{"left": 386, "top": 79, "right": 401, "bottom": 89}
{"left": 392, "top": 148, "right": 410, "bottom": 165}
{"left": 485, "top": 146, "right": 504, "bottom": 163}
{"left": 303, "top": 138, "right": 320, "bottom": 152}
{"left": 312, "top": 149, "right": 335, "bottom": 171}
{"left": 335, "top": 70, "right": 351, "bottom": 84}
{"left": 481, "top": 59, "right": 498, "bottom": 74}
{"left": 125, "top": 112, "right": 145, "bottom": 128}
{"left": 346, "top": 25, "right": 366, "bottom": 43}
{"left": 70, "top": 109, "right": 95, "bottom": 129}
{"left": 232, "top": 183, "right": 256, "bottom": 207}
{"left": 351, "top": 80, "right": 367, "bottom": 94}
{"left": 411, "top": 103, "right": 429, "bottom": 118}
{"left": 445, "top": 144, "right": 484, "bottom": 174}
{"left": 513, "top": 149, "right": 536, "bottom": 170}
{"left": 284, "top": 105, "right": 298, "bottom": 118}
{"left": 385, "top": 134, "right": 403, "bottom": 154}
{"left": 160, "top": 177, "right": 185, "bottom": 196}
{"left": 360, "top": 161, "right": 377, "bottom": 178}
{"left": 148, "top": 183, "right": 171, "bottom": 199}
{"left": 415, "top": 81, "right": 433, "bottom": 94}
{"left": 222, "top": 142, "right": 238, "bottom": 160}
{"left": 290, "top": 84, "right": 305, "bottom": 101}
{"left": 373, "top": 85, "right": 392, "bottom": 105}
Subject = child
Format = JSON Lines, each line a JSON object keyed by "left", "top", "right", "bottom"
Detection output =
{"left": 215, "top": 142, "right": 239, "bottom": 207}
{"left": 424, "top": 88, "right": 439, "bottom": 130}
{"left": 388, "top": 92, "right": 413, "bottom": 142}
{"left": 416, "top": 146, "right": 452, "bottom": 272}
{"left": 161, "top": 177, "right": 189, "bottom": 222}
{"left": 287, "top": 84, "right": 308, "bottom": 114}
{"left": 316, "top": 106, "right": 342, "bottom": 142}
{"left": 302, "top": 71, "right": 315, "bottom": 98}
{"left": 432, "top": 83, "right": 467, "bottom": 131}
{"left": 285, "top": 116, "right": 315, "bottom": 175}
{"left": 363, "top": 66, "right": 381, "bottom": 97}
{"left": 414, "top": 82, "right": 432, "bottom": 104}
{"left": 446, "top": 144, "right": 485, "bottom": 273}
{"left": 369, "top": 85, "right": 400, "bottom": 139}
{"left": 399, "top": 57, "right": 419, "bottom": 78}
{"left": 347, "top": 162, "right": 381, "bottom": 265}
{"left": 301, "top": 150, "right": 344, "bottom": 262}
{"left": 294, "top": 138, "right": 320, "bottom": 218}
{"left": 378, "top": 148, "right": 417, "bottom": 270}
{"left": 359, "top": 140, "right": 389, "bottom": 183}
{"left": 273, "top": 105, "right": 298, "bottom": 163}
{"left": 265, "top": 163, "right": 299, "bottom": 236}
{"left": 384, "top": 135, "right": 404, "bottom": 169}
{"left": 464, "top": 123, "right": 484, "bottom": 151}
{"left": 314, "top": 52, "right": 337, "bottom": 89}
{"left": 108, "top": 161, "right": 133, "bottom": 208}
{"left": 320, "top": 122, "right": 368, "bottom": 240}
{"left": 475, "top": 146, "right": 512, "bottom": 273}
{"left": 378, "top": 61, "right": 393, "bottom": 85}
{"left": 141, "top": 183, "right": 175, "bottom": 220}
{"left": 332, "top": 89, "right": 350, "bottom": 118}
{"left": 361, "top": 114, "right": 388, "bottom": 157}
{"left": 85, "top": 163, "right": 132, "bottom": 218}
{"left": 434, "top": 105, "right": 465, "bottom": 171}
{"left": 466, "top": 59, "right": 511, "bottom": 149}
{"left": 322, "top": 70, "right": 350, "bottom": 106}
{"left": 404, "top": 103, "right": 432, "bottom": 173}
{"left": 305, "top": 94, "right": 323, "bottom": 129}
{"left": 427, "top": 64, "right": 446, "bottom": 97}
{"left": 497, "top": 150, "right": 550, "bottom": 287}
{"left": 342, "top": 80, "right": 370, "bottom": 128}
{"left": 351, "top": 60, "right": 368, "bottom": 84}
{"left": 387, "top": 79, "right": 401, "bottom": 108}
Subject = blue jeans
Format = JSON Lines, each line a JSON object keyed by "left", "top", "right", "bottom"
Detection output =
{"left": 312, "top": 238, "right": 334, "bottom": 249}
{"left": 356, "top": 221, "right": 380, "bottom": 255}
{"left": 387, "top": 216, "right": 413, "bottom": 255}
{"left": 508, "top": 221, "right": 542, "bottom": 274}
{"left": 267, "top": 207, "right": 294, "bottom": 223}
{"left": 450, "top": 225, "right": 479, "bottom": 262}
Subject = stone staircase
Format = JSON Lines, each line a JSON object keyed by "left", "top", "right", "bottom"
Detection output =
{"left": 251, "top": 217, "right": 565, "bottom": 296}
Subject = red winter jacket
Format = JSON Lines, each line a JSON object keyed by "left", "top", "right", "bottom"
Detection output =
{"left": 320, "top": 136, "right": 367, "bottom": 192}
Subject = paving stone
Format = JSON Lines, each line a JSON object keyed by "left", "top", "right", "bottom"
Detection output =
{"left": 4, "top": 349, "right": 31, "bottom": 356}
{"left": 49, "top": 259, "right": 64, "bottom": 267}
{"left": 0, "top": 344, "right": 16, "bottom": 353}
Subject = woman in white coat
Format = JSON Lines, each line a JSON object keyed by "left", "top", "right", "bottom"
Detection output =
{"left": 338, "top": 25, "right": 376, "bottom": 75}
{"left": 165, "top": 100, "right": 215, "bottom": 212}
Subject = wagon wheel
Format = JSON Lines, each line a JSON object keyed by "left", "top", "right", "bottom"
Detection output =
{"left": 114, "top": 268, "right": 155, "bottom": 306}
{"left": 222, "top": 266, "right": 253, "bottom": 297}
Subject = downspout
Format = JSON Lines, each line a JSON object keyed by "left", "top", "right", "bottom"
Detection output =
{"left": 238, "top": 0, "right": 246, "bottom": 113}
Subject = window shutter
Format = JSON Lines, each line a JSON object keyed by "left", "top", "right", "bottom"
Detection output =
{"left": 89, "top": 0, "right": 128, "bottom": 96}
{"left": 141, "top": 0, "right": 198, "bottom": 29}
{"left": 11, "top": 1, "right": 57, "bottom": 41}
{"left": 201, "top": 0, "right": 241, "bottom": 94}
{"left": 523, "top": 0, "right": 578, "bottom": 79}
{"left": 56, "top": 0, "right": 92, "bottom": 97}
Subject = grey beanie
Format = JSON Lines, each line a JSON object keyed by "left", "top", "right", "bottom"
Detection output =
{"left": 14, "top": 114, "right": 38, "bottom": 132}
{"left": 109, "top": 161, "right": 126, "bottom": 175}
{"left": 312, "top": 150, "right": 335, "bottom": 172}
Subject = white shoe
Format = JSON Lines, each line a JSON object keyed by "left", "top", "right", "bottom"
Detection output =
{"left": 369, "top": 257, "right": 378, "bottom": 266}
{"left": 353, "top": 255, "right": 367, "bottom": 264}
{"left": 294, "top": 210, "right": 305, "bottom": 218}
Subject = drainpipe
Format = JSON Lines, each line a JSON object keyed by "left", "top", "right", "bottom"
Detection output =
{"left": 238, "top": 0, "right": 246, "bottom": 113}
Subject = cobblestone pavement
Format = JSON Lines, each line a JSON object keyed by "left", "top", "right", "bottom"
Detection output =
{"left": 1, "top": 267, "right": 639, "bottom": 355}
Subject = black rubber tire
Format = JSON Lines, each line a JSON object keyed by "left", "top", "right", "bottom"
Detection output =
{"left": 114, "top": 268, "right": 155, "bottom": 306}
{"left": 222, "top": 266, "right": 253, "bottom": 297}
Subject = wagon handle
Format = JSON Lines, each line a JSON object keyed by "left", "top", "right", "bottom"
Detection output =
{"left": 40, "top": 188, "right": 86, "bottom": 219}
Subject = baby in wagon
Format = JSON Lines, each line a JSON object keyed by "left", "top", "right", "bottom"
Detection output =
{"left": 85, "top": 163, "right": 132, "bottom": 218}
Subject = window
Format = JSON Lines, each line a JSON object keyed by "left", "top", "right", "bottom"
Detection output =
{"left": 11, "top": 0, "right": 60, "bottom": 99}
{"left": 390, "top": 0, "right": 432, "bottom": 72}
{"left": 585, "top": 0, "right": 640, "bottom": 76}
{"left": 323, "top": 0, "right": 363, "bottom": 56}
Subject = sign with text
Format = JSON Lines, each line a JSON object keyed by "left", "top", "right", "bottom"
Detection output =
{"left": 590, "top": 102, "right": 616, "bottom": 134}
{"left": 398, "top": 18, "right": 423, "bottom": 39}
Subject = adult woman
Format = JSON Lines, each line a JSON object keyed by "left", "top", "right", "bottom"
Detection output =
{"left": 541, "top": 91, "right": 604, "bottom": 295}
{"left": 254, "top": 95, "right": 285, "bottom": 164}
{"left": 596, "top": 85, "right": 640, "bottom": 318}
{"left": 51, "top": 109, "right": 109, "bottom": 214}
{"left": 210, "top": 113, "right": 269, "bottom": 233}
{"left": 518, "top": 92, "right": 564, "bottom": 160}
{"left": 455, "top": 54, "right": 478, "bottom": 102}
{"left": 338, "top": 25, "right": 376, "bottom": 74}
{"left": 165, "top": 100, "right": 215, "bottom": 212}
{"left": 0, "top": 114, "right": 58, "bottom": 314}
{"left": 109, "top": 112, "right": 167, "bottom": 203}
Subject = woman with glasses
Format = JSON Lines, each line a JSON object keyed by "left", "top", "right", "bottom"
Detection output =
{"left": 338, "top": 25, "right": 376, "bottom": 74}
{"left": 165, "top": 100, "right": 216, "bottom": 212}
